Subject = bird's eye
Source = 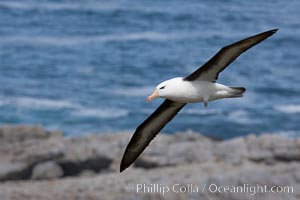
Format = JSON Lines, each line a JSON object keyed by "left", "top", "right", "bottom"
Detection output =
{"left": 159, "top": 86, "right": 165, "bottom": 90}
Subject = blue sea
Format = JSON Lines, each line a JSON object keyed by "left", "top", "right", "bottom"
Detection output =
{"left": 0, "top": 0, "right": 299, "bottom": 138}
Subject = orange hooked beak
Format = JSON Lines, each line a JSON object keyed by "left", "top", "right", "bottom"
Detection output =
{"left": 146, "top": 89, "right": 159, "bottom": 102}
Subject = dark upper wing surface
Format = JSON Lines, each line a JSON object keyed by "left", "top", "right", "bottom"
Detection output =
{"left": 184, "top": 29, "right": 278, "bottom": 82}
{"left": 120, "top": 99, "right": 186, "bottom": 172}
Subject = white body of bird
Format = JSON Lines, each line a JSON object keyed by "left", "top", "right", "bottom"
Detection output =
{"left": 151, "top": 77, "right": 244, "bottom": 106}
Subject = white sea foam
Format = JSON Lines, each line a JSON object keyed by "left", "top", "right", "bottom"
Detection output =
{"left": 111, "top": 86, "right": 153, "bottom": 97}
{"left": 0, "top": 96, "right": 75, "bottom": 109}
{"left": 227, "top": 110, "right": 251, "bottom": 124}
{"left": 0, "top": 1, "right": 119, "bottom": 12}
{"left": 0, "top": 31, "right": 204, "bottom": 46}
{"left": 259, "top": 130, "right": 300, "bottom": 138}
{"left": 0, "top": 95, "right": 129, "bottom": 119}
{"left": 72, "top": 107, "right": 129, "bottom": 119}
{"left": 17, "top": 97, "right": 75, "bottom": 109}
{"left": 76, "top": 66, "right": 95, "bottom": 76}
{"left": 183, "top": 109, "right": 220, "bottom": 115}
{"left": 275, "top": 104, "right": 300, "bottom": 114}
{"left": 277, "top": 130, "right": 300, "bottom": 138}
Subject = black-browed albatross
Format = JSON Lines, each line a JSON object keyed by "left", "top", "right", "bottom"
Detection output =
{"left": 120, "top": 29, "right": 278, "bottom": 172}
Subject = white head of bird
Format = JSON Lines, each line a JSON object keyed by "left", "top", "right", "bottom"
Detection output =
{"left": 146, "top": 77, "right": 190, "bottom": 103}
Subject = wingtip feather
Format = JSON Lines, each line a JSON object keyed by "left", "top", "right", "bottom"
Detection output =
{"left": 269, "top": 28, "right": 279, "bottom": 34}
{"left": 120, "top": 153, "right": 131, "bottom": 173}
{"left": 120, "top": 165, "right": 126, "bottom": 173}
{"left": 120, "top": 162, "right": 128, "bottom": 173}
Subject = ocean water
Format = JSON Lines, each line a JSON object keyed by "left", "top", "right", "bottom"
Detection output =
{"left": 0, "top": 0, "right": 299, "bottom": 138}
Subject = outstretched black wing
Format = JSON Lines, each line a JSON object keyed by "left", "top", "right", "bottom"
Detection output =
{"left": 184, "top": 29, "right": 278, "bottom": 82}
{"left": 120, "top": 100, "right": 186, "bottom": 172}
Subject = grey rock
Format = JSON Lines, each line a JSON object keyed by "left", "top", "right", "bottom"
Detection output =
{"left": 1, "top": 161, "right": 299, "bottom": 200}
{"left": 283, "top": 162, "right": 300, "bottom": 183}
{"left": 245, "top": 134, "right": 274, "bottom": 162}
{"left": 14, "top": 137, "right": 65, "bottom": 165}
{"left": 293, "top": 171, "right": 300, "bottom": 183}
{"left": 136, "top": 142, "right": 202, "bottom": 167}
{"left": 272, "top": 137, "right": 300, "bottom": 161}
{"left": 214, "top": 137, "right": 247, "bottom": 165}
{"left": 59, "top": 155, "right": 112, "bottom": 176}
{"left": 0, "top": 125, "right": 300, "bottom": 200}
{"left": 59, "top": 135, "right": 114, "bottom": 175}
{"left": 245, "top": 134, "right": 300, "bottom": 162}
{"left": 0, "top": 161, "right": 29, "bottom": 181}
{"left": 166, "top": 139, "right": 215, "bottom": 165}
{"left": 31, "top": 161, "right": 63, "bottom": 180}
{"left": 172, "top": 130, "right": 212, "bottom": 142}
{"left": 79, "top": 169, "right": 96, "bottom": 177}
{"left": 134, "top": 133, "right": 215, "bottom": 168}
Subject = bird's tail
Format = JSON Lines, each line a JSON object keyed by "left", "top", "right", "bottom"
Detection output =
{"left": 228, "top": 87, "right": 246, "bottom": 98}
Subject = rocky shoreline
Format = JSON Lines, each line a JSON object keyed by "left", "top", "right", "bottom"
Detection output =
{"left": 0, "top": 125, "right": 299, "bottom": 200}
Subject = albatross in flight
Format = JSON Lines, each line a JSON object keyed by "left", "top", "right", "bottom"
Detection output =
{"left": 120, "top": 29, "right": 278, "bottom": 172}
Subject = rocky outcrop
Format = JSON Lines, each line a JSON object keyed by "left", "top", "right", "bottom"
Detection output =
{"left": 0, "top": 162, "right": 30, "bottom": 181}
{"left": 0, "top": 125, "right": 299, "bottom": 200}
{"left": 31, "top": 161, "right": 63, "bottom": 180}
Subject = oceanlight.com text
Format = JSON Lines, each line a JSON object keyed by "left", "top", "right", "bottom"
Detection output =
{"left": 125, "top": 183, "right": 294, "bottom": 196}
{"left": 207, "top": 183, "right": 294, "bottom": 196}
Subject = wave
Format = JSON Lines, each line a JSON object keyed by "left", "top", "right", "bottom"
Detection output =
{"left": 0, "top": 1, "right": 209, "bottom": 16}
{"left": 111, "top": 86, "right": 154, "bottom": 97}
{"left": 227, "top": 109, "right": 251, "bottom": 124}
{"left": 0, "top": 1, "right": 119, "bottom": 12}
{"left": 71, "top": 107, "right": 129, "bottom": 119}
{"left": 275, "top": 104, "right": 300, "bottom": 114}
{"left": 182, "top": 108, "right": 221, "bottom": 116}
{"left": 0, "top": 96, "right": 75, "bottom": 110}
{"left": 0, "top": 95, "right": 129, "bottom": 119}
{"left": 0, "top": 31, "right": 206, "bottom": 46}
{"left": 277, "top": 130, "right": 300, "bottom": 138}
{"left": 261, "top": 130, "right": 300, "bottom": 138}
